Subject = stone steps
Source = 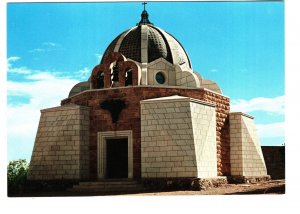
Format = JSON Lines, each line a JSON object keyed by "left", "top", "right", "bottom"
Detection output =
{"left": 68, "top": 179, "right": 147, "bottom": 194}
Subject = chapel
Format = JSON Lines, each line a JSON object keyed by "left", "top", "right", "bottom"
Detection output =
{"left": 28, "top": 5, "right": 269, "bottom": 186}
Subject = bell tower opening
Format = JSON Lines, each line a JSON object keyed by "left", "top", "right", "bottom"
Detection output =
{"left": 96, "top": 72, "right": 104, "bottom": 89}
{"left": 111, "top": 63, "right": 119, "bottom": 87}
{"left": 125, "top": 69, "right": 133, "bottom": 86}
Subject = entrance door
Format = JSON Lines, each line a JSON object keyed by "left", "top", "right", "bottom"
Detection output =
{"left": 106, "top": 138, "right": 128, "bottom": 178}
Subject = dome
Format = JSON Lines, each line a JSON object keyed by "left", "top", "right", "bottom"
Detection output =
{"left": 100, "top": 10, "right": 192, "bottom": 69}
{"left": 68, "top": 7, "right": 223, "bottom": 97}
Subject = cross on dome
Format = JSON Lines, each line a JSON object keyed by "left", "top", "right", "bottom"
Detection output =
{"left": 142, "top": 2, "right": 147, "bottom": 11}
{"left": 138, "top": 2, "right": 153, "bottom": 25}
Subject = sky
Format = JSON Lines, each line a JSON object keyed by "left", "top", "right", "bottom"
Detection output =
{"left": 6, "top": 1, "right": 285, "bottom": 162}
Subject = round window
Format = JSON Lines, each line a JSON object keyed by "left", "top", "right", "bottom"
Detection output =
{"left": 155, "top": 72, "right": 165, "bottom": 84}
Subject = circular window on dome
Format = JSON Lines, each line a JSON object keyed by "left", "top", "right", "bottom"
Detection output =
{"left": 155, "top": 72, "right": 165, "bottom": 84}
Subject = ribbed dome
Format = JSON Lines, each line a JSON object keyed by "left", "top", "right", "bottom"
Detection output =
{"left": 100, "top": 13, "right": 192, "bottom": 69}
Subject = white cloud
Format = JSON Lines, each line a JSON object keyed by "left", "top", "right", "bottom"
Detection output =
{"left": 7, "top": 72, "right": 79, "bottom": 129}
{"left": 43, "top": 42, "right": 59, "bottom": 47}
{"left": 7, "top": 59, "right": 80, "bottom": 161}
{"left": 28, "top": 48, "right": 45, "bottom": 53}
{"left": 256, "top": 122, "right": 284, "bottom": 138}
{"left": 78, "top": 67, "right": 89, "bottom": 75}
{"left": 7, "top": 56, "right": 32, "bottom": 74}
{"left": 7, "top": 56, "right": 20, "bottom": 68}
{"left": 95, "top": 53, "right": 103, "bottom": 62}
{"left": 76, "top": 67, "right": 90, "bottom": 80}
{"left": 29, "top": 42, "right": 63, "bottom": 53}
{"left": 7, "top": 56, "right": 20, "bottom": 65}
{"left": 230, "top": 96, "right": 285, "bottom": 140}
{"left": 25, "top": 72, "right": 56, "bottom": 80}
{"left": 231, "top": 96, "right": 285, "bottom": 114}
{"left": 210, "top": 68, "right": 218, "bottom": 73}
{"left": 8, "top": 67, "right": 32, "bottom": 75}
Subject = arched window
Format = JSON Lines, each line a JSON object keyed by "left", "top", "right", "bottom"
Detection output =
{"left": 125, "top": 69, "right": 133, "bottom": 86}
{"left": 96, "top": 72, "right": 104, "bottom": 89}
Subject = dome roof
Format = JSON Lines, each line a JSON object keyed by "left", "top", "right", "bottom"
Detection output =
{"left": 100, "top": 10, "right": 192, "bottom": 69}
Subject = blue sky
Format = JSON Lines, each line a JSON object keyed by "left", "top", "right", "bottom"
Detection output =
{"left": 6, "top": 1, "right": 284, "bottom": 161}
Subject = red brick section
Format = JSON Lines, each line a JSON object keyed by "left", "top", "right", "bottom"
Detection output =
{"left": 61, "top": 87, "right": 230, "bottom": 179}
{"left": 202, "top": 90, "right": 231, "bottom": 176}
{"left": 91, "top": 52, "right": 141, "bottom": 89}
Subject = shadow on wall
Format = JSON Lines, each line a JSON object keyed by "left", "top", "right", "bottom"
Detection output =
{"left": 261, "top": 146, "right": 285, "bottom": 179}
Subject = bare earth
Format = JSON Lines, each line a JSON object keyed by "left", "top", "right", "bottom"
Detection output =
{"left": 13, "top": 179, "right": 285, "bottom": 197}
{"left": 124, "top": 179, "right": 285, "bottom": 196}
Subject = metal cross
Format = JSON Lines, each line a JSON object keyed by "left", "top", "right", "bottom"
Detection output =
{"left": 142, "top": 2, "right": 147, "bottom": 11}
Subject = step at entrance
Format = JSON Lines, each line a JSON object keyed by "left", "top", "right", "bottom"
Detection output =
{"left": 68, "top": 179, "right": 147, "bottom": 194}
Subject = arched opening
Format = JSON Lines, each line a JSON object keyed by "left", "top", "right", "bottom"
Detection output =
{"left": 111, "top": 64, "right": 119, "bottom": 87}
{"left": 96, "top": 72, "right": 104, "bottom": 89}
{"left": 125, "top": 69, "right": 133, "bottom": 86}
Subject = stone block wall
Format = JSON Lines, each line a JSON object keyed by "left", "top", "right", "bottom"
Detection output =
{"left": 27, "top": 104, "right": 90, "bottom": 180}
{"left": 190, "top": 101, "right": 217, "bottom": 178}
{"left": 140, "top": 96, "right": 197, "bottom": 178}
{"left": 140, "top": 95, "right": 217, "bottom": 178}
{"left": 230, "top": 112, "right": 267, "bottom": 177}
{"left": 61, "top": 86, "right": 230, "bottom": 179}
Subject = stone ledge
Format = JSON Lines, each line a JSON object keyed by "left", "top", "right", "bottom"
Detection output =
{"left": 140, "top": 95, "right": 216, "bottom": 107}
{"left": 63, "top": 85, "right": 230, "bottom": 101}
{"left": 230, "top": 112, "right": 254, "bottom": 119}
{"left": 41, "top": 104, "right": 90, "bottom": 113}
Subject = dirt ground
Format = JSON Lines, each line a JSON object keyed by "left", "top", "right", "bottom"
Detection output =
{"left": 125, "top": 179, "right": 285, "bottom": 196}
{"left": 10, "top": 179, "right": 285, "bottom": 197}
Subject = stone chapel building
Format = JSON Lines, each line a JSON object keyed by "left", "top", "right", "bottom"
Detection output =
{"left": 27, "top": 7, "right": 269, "bottom": 186}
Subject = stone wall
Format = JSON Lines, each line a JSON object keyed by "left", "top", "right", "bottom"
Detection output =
{"left": 61, "top": 86, "right": 230, "bottom": 179}
{"left": 190, "top": 101, "right": 217, "bottom": 178}
{"left": 140, "top": 96, "right": 217, "bottom": 178}
{"left": 229, "top": 112, "right": 267, "bottom": 177}
{"left": 262, "top": 146, "right": 285, "bottom": 179}
{"left": 28, "top": 104, "right": 90, "bottom": 180}
{"left": 140, "top": 96, "right": 196, "bottom": 178}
